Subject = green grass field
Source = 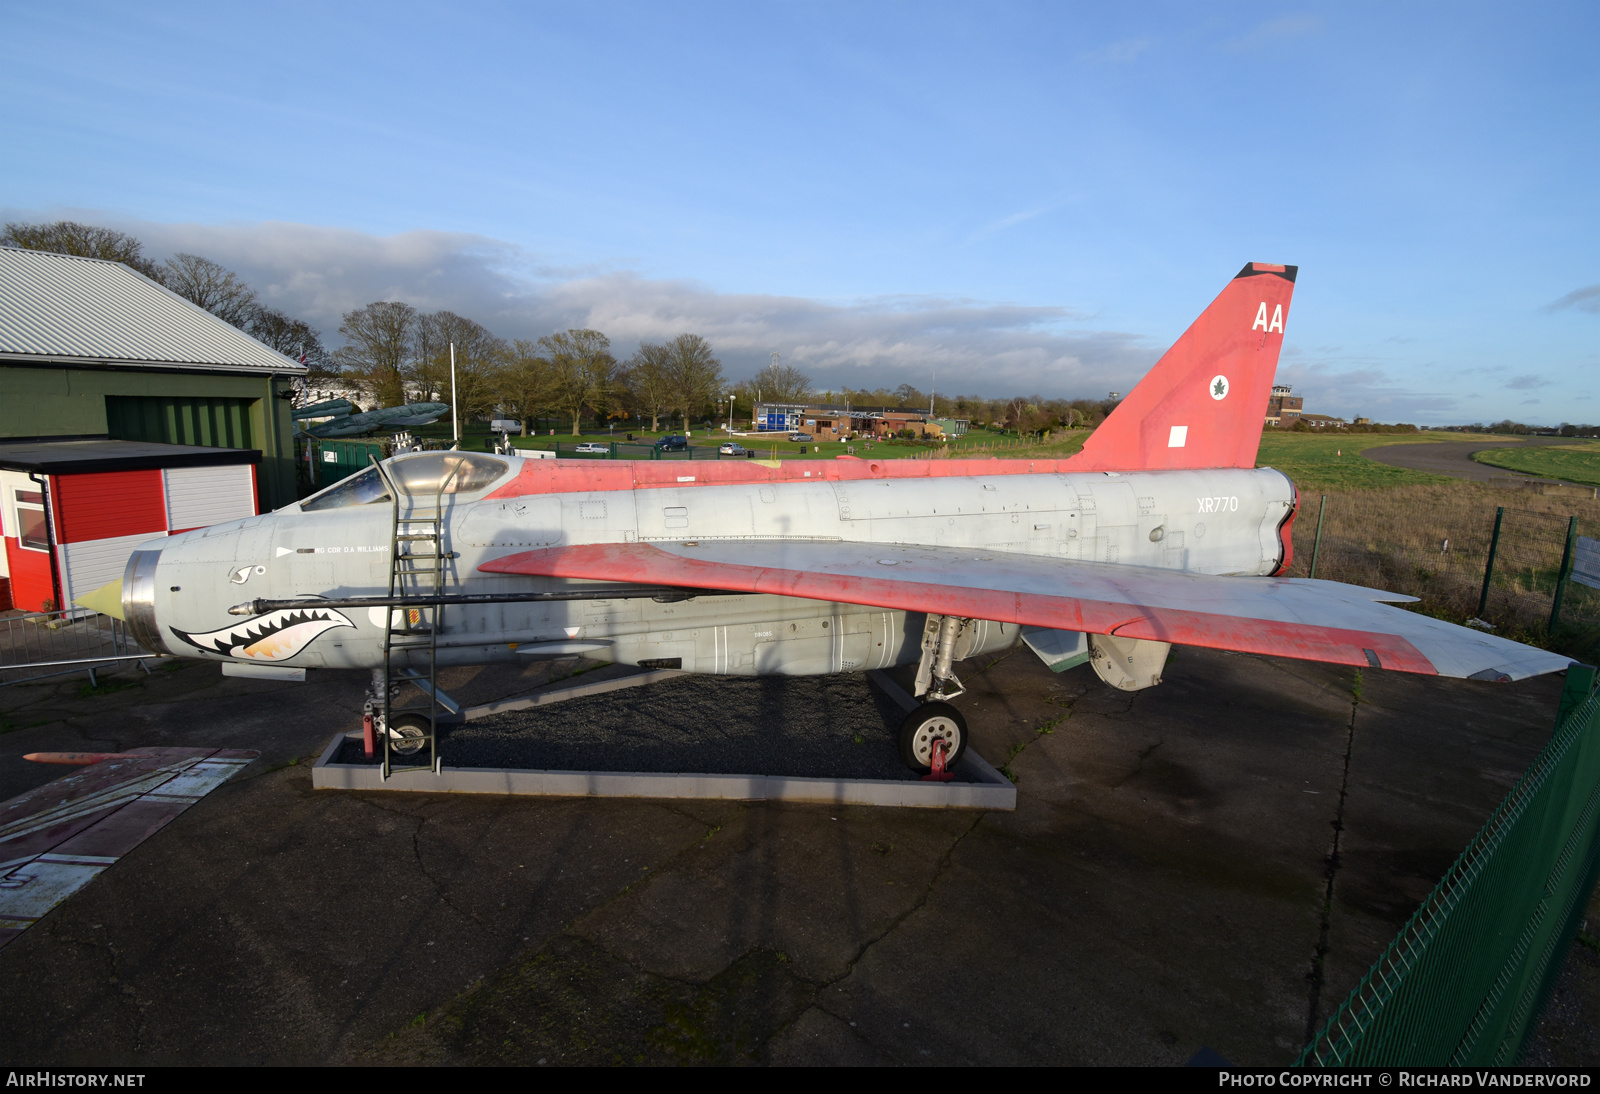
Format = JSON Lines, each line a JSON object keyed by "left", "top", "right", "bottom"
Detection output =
{"left": 1471, "top": 442, "right": 1600, "bottom": 487}
{"left": 1250, "top": 432, "right": 1529, "bottom": 491}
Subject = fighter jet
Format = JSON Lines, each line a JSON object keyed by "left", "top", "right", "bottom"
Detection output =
{"left": 117, "top": 264, "right": 1572, "bottom": 773}
{"left": 300, "top": 402, "right": 451, "bottom": 438}
{"left": 291, "top": 398, "right": 356, "bottom": 422}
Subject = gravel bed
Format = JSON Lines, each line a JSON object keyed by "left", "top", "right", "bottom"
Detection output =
{"left": 332, "top": 672, "right": 981, "bottom": 783}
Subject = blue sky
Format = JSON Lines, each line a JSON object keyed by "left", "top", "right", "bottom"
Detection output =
{"left": 2, "top": 1, "right": 1596, "bottom": 423}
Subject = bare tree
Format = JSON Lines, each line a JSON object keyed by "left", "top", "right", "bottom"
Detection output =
{"left": 665, "top": 334, "right": 725, "bottom": 431}
{"left": 541, "top": 329, "right": 617, "bottom": 436}
{"left": 334, "top": 301, "right": 417, "bottom": 408}
{"left": 495, "top": 340, "right": 554, "bottom": 435}
{"left": 750, "top": 361, "right": 812, "bottom": 404}
{"left": 412, "top": 310, "right": 507, "bottom": 420}
{"left": 893, "top": 383, "right": 926, "bottom": 410}
{"left": 248, "top": 307, "right": 334, "bottom": 386}
{"left": 1, "top": 220, "right": 166, "bottom": 281}
{"left": 160, "top": 253, "right": 258, "bottom": 327}
{"left": 623, "top": 342, "right": 674, "bottom": 431}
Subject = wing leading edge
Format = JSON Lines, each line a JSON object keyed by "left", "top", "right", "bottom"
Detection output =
{"left": 479, "top": 540, "right": 1572, "bottom": 682}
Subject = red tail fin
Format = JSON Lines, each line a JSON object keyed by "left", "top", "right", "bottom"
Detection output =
{"left": 1068, "top": 263, "right": 1297, "bottom": 471}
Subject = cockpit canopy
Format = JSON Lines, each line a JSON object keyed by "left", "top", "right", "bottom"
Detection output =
{"left": 300, "top": 451, "right": 510, "bottom": 512}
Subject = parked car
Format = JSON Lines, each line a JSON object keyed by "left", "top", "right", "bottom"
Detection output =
{"left": 718, "top": 442, "right": 749, "bottom": 457}
{"left": 655, "top": 435, "right": 688, "bottom": 452}
{"left": 573, "top": 442, "right": 609, "bottom": 454}
{"left": 788, "top": 432, "right": 813, "bottom": 442}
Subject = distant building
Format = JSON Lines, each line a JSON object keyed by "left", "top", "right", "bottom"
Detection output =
{"left": 1265, "top": 384, "right": 1304, "bottom": 426}
{"left": 753, "top": 403, "right": 809, "bottom": 432}
{"left": 753, "top": 401, "right": 960, "bottom": 441}
{"left": 1299, "top": 413, "right": 1347, "bottom": 428}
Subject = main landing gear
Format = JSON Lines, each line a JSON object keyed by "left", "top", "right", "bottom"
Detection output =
{"left": 899, "top": 701, "right": 968, "bottom": 774}
{"left": 900, "top": 613, "right": 979, "bottom": 774}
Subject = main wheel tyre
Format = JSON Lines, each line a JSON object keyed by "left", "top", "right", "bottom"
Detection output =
{"left": 898, "top": 702, "right": 968, "bottom": 773}
{"left": 386, "top": 714, "right": 430, "bottom": 755}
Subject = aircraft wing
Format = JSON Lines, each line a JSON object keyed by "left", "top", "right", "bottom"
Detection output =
{"left": 479, "top": 540, "right": 1573, "bottom": 682}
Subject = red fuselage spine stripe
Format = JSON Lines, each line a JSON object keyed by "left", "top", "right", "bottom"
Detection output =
{"left": 483, "top": 456, "right": 1114, "bottom": 500}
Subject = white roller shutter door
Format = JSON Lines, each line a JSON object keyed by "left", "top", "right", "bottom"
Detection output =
{"left": 60, "top": 531, "right": 167, "bottom": 608}
{"left": 164, "top": 465, "right": 256, "bottom": 532}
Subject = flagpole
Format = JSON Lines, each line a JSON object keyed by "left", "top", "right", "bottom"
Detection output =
{"left": 450, "top": 342, "right": 459, "bottom": 445}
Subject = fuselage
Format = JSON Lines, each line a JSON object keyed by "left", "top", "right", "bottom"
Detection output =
{"left": 124, "top": 452, "right": 1297, "bottom": 678}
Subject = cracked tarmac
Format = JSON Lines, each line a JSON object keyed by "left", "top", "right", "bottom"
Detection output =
{"left": 1, "top": 646, "right": 1596, "bottom": 1065}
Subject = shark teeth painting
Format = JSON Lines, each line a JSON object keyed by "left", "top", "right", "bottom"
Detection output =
{"left": 171, "top": 607, "right": 356, "bottom": 661}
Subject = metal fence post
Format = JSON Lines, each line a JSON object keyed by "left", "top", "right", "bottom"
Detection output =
{"left": 1309, "top": 494, "right": 1328, "bottom": 579}
{"left": 1549, "top": 515, "right": 1579, "bottom": 632}
{"left": 1478, "top": 507, "right": 1505, "bottom": 619}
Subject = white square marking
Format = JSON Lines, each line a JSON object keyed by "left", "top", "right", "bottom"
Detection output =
{"left": 1168, "top": 425, "right": 1188, "bottom": 448}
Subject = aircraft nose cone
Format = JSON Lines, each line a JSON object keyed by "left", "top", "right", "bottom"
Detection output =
{"left": 122, "top": 545, "right": 171, "bottom": 655}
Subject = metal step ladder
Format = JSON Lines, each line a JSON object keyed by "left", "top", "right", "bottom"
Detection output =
{"left": 369, "top": 456, "right": 464, "bottom": 779}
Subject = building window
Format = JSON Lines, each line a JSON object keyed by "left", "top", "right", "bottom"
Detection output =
{"left": 15, "top": 490, "right": 48, "bottom": 550}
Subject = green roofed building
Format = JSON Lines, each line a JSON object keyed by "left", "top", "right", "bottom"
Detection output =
{"left": 0, "top": 246, "right": 306, "bottom": 510}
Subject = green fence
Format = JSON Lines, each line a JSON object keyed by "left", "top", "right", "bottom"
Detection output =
{"left": 295, "top": 437, "right": 388, "bottom": 495}
{"left": 1297, "top": 664, "right": 1600, "bottom": 1066}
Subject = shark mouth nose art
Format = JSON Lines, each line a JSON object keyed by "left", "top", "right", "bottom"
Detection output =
{"left": 171, "top": 607, "right": 356, "bottom": 661}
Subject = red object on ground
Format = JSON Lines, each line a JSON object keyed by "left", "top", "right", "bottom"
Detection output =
{"left": 0, "top": 746, "right": 259, "bottom": 951}
{"left": 922, "top": 739, "right": 954, "bottom": 783}
{"left": 362, "top": 713, "right": 376, "bottom": 759}
{"left": 23, "top": 752, "right": 145, "bottom": 765}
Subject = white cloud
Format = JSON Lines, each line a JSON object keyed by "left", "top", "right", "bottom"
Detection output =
{"left": 1224, "top": 15, "right": 1324, "bottom": 54}
{"left": 1080, "top": 37, "right": 1152, "bottom": 64}
{"left": 56, "top": 215, "right": 1160, "bottom": 398}
{"left": 1545, "top": 285, "right": 1600, "bottom": 314}
{"left": 1273, "top": 361, "right": 1461, "bottom": 422}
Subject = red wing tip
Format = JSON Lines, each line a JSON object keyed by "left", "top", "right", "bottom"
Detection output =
{"left": 1234, "top": 262, "right": 1298, "bottom": 282}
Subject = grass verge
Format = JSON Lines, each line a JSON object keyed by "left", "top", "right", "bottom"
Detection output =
{"left": 1472, "top": 442, "right": 1600, "bottom": 488}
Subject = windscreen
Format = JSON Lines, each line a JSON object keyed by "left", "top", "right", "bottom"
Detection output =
{"left": 300, "top": 466, "right": 390, "bottom": 512}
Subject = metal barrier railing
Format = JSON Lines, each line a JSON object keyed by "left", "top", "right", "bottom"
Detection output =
{"left": 0, "top": 609, "right": 156, "bottom": 686}
{"left": 1297, "top": 665, "right": 1600, "bottom": 1066}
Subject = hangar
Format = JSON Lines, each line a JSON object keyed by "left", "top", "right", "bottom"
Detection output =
{"left": 0, "top": 246, "right": 306, "bottom": 611}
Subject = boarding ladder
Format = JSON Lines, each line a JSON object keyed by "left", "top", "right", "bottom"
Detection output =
{"left": 369, "top": 455, "right": 465, "bottom": 778}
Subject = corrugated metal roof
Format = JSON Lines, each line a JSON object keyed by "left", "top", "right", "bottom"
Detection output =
{"left": 0, "top": 247, "right": 307, "bottom": 374}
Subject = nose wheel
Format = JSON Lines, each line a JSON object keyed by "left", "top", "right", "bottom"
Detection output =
{"left": 899, "top": 702, "right": 968, "bottom": 773}
{"left": 386, "top": 714, "right": 430, "bottom": 755}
